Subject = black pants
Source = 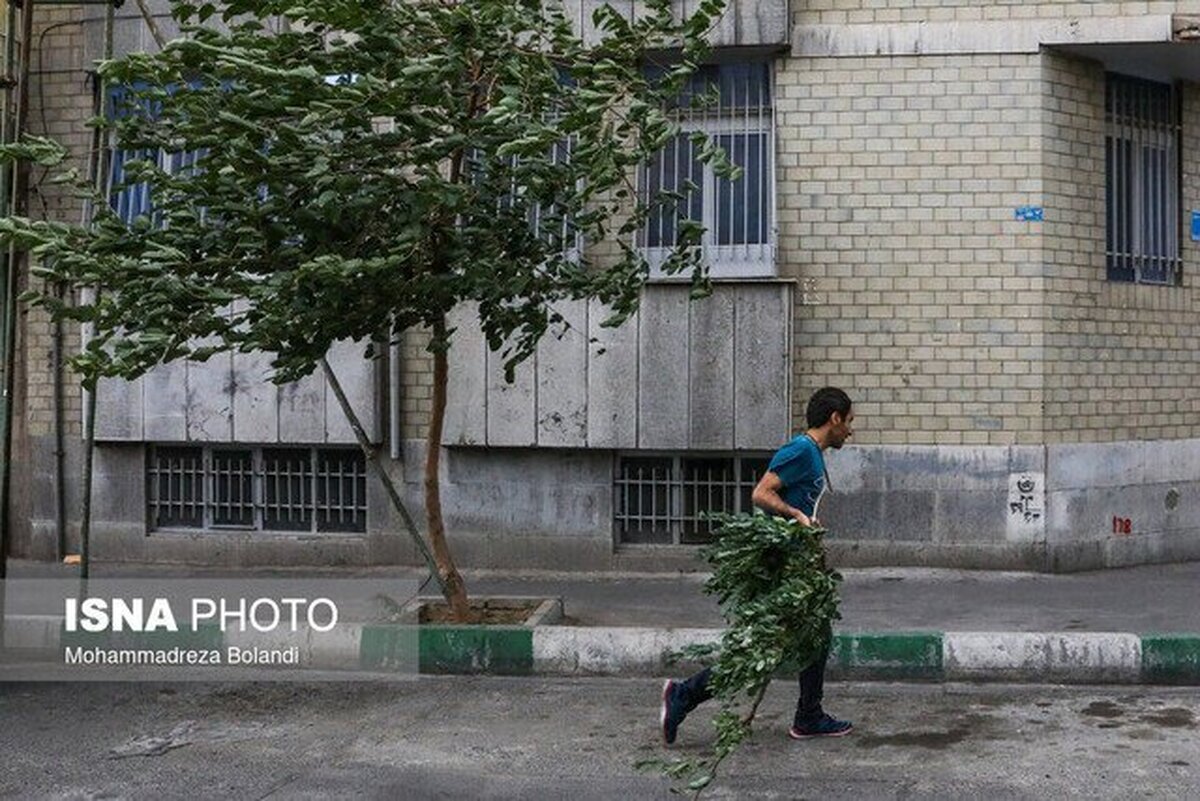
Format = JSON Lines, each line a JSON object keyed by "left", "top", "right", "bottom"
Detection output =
{"left": 676, "top": 648, "right": 830, "bottom": 729}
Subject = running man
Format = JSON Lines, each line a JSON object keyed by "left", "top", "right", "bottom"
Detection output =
{"left": 660, "top": 386, "right": 855, "bottom": 743}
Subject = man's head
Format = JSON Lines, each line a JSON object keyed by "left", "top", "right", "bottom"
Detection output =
{"left": 806, "top": 387, "right": 854, "bottom": 449}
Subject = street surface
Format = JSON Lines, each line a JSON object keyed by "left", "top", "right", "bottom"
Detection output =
{"left": 2, "top": 678, "right": 1198, "bottom": 799}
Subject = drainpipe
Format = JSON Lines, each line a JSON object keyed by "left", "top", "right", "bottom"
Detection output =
{"left": 51, "top": 282, "right": 64, "bottom": 559}
{"left": 0, "top": 0, "right": 17, "bottom": 583}
{"left": 0, "top": 0, "right": 36, "bottom": 584}
{"left": 78, "top": 0, "right": 115, "bottom": 582}
{"left": 389, "top": 325, "right": 402, "bottom": 461}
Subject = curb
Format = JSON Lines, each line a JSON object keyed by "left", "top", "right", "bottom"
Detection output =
{"left": 5, "top": 618, "right": 1200, "bottom": 684}
{"left": 531, "top": 629, "right": 1200, "bottom": 685}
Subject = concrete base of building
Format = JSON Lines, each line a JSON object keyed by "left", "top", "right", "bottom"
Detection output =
{"left": 11, "top": 437, "right": 1200, "bottom": 574}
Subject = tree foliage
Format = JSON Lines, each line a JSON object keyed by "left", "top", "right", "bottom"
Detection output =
{"left": 639, "top": 514, "right": 842, "bottom": 797}
{"left": 1, "top": 0, "right": 730, "bottom": 388}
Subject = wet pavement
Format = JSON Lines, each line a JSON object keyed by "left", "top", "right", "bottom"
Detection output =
{"left": 2, "top": 677, "right": 1198, "bottom": 799}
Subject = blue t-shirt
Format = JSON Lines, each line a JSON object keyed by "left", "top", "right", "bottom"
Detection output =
{"left": 767, "top": 434, "right": 827, "bottom": 518}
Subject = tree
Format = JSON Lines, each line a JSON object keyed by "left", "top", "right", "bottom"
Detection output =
{"left": 0, "top": 0, "right": 731, "bottom": 620}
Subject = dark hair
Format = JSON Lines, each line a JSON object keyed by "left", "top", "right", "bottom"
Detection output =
{"left": 806, "top": 387, "right": 852, "bottom": 429}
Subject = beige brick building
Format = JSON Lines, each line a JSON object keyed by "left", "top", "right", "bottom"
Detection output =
{"left": 8, "top": 0, "right": 1200, "bottom": 572}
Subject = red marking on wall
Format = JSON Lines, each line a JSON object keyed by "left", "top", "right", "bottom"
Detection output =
{"left": 1112, "top": 516, "right": 1133, "bottom": 535}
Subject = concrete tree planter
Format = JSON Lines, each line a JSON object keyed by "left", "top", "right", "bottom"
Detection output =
{"left": 403, "top": 595, "right": 564, "bottom": 675}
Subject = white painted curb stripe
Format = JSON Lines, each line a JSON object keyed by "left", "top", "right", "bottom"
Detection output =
{"left": 943, "top": 632, "right": 1142, "bottom": 682}
{"left": 533, "top": 627, "right": 721, "bottom": 674}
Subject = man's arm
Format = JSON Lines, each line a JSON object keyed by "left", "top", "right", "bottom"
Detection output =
{"left": 751, "top": 470, "right": 814, "bottom": 526}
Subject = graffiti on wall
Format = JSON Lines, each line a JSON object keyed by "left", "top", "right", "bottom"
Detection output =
{"left": 1006, "top": 472, "right": 1045, "bottom": 539}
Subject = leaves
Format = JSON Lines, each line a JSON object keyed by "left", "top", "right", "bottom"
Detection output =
{"left": 0, "top": 0, "right": 729, "bottom": 388}
{"left": 650, "top": 514, "right": 842, "bottom": 798}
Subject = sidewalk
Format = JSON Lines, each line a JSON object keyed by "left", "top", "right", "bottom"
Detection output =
{"left": 5, "top": 558, "right": 1200, "bottom": 683}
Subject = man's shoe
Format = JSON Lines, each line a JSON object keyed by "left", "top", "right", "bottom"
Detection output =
{"left": 788, "top": 714, "right": 853, "bottom": 739}
{"left": 661, "top": 680, "right": 689, "bottom": 745}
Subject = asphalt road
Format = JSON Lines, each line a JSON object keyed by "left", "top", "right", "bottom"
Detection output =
{"left": 2, "top": 678, "right": 1199, "bottom": 799}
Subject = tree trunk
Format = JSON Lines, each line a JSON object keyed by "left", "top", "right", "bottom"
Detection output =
{"left": 320, "top": 356, "right": 450, "bottom": 600}
{"left": 424, "top": 315, "right": 471, "bottom": 621}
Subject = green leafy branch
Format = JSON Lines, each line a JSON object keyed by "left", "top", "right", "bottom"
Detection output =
{"left": 638, "top": 513, "right": 842, "bottom": 797}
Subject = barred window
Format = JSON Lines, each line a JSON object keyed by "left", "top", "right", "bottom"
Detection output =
{"left": 107, "top": 84, "right": 207, "bottom": 226}
{"left": 639, "top": 61, "right": 775, "bottom": 279}
{"left": 614, "top": 454, "right": 769, "bottom": 544}
{"left": 1105, "top": 73, "right": 1181, "bottom": 285}
{"left": 147, "top": 446, "right": 366, "bottom": 533}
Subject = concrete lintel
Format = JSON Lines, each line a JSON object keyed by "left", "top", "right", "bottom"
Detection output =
{"left": 794, "top": 16, "right": 1174, "bottom": 59}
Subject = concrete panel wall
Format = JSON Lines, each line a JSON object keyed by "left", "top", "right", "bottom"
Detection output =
{"left": 637, "top": 286, "right": 691, "bottom": 449}
{"left": 443, "top": 283, "right": 793, "bottom": 451}
{"left": 18, "top": 434, "right": 1200, "bottom": 574}
{"left": 820, "top": 445, "right": 1047, "bottom": 550}
{"left": 232, "top": 350, "right": 278, "bottom": 443}
{"left": 444, "top": 304, "right": 487, "bottom": 446}
{"left": 94, "top": 376, "right": 143, "bottom": 441}
{"left": 325, "top": 339, "right": 378, "bottom": 443}
{"left": 536, "top": 300, "right": 589, "bottom": 448}
{"left": 573, "top": 0, "right": 789, "bottom": 49}
{"left": 586, "top": 300, "right": 639, "bottom": 449}
{"left": 486, "top": 336, "right": 538, "bottom": 448}
{"left": 733, "top": 284, "right": 791, "bottom": 449}
{"left": 142, "top": 361, "right": 188, "bottom": 441}
{"left": 1044, "top": 438, "right": 1200, "bottom": 569}
{"left": 688, "top": 289, "right": 735, "bottom": 450}
{"left": 95, "top": 344, "right": 379, "bottom": 445}
{"left": 186, "top": 352, "right": 234, "bottom": 441}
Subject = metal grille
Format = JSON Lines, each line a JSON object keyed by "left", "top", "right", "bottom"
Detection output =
{"left": 639, "top": 61, "right": 775, "bottom": 278}
{"left": 263, "top": 448, "right": 313, "bottom": 531}
{"left": 315, "top": 449, "right": 368, "bottom": 533}
{"left": 107, "top": 85, "right": 207, "bottom": 226}
{"left": 470, "top": 134, "right": 581, "bottom": 258}
{"left": 1105, "top": 73, "right": 1181, "bottom": 285}
{"left": 615, "top": 454, "right": 770, "bottom": 544}
{"left": 147, "top": 446, "right": 366, "bottom": 533}
{"left": 210, "top": 449, "right": 254, "bottom": 528}
{"left": 147, "top": 446, "right": 205, "bottom": 528}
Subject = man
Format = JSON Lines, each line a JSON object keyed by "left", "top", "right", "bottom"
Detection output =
{"left": 660, "top": 386, "right": 855, "bottom": 744}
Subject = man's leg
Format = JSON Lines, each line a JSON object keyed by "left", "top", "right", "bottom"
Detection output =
{"left": 789, "top": 630, "right": 852, "bottom": 739}
{"left": 792, "top": 649, "right": 829, "bottom": 727}
{"left": 661, "top": 666, "right": 713, "bottom": 745}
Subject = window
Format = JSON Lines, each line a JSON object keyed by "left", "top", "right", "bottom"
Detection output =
{"left": 469, "top": 135, "right": 581, "bottom": 259}
{"left": 107, "top": 84, "right": 206, "bottom": 226}
{"left": 614, "top": 454, "right": 770, "bottom": 544}
{"left": 1105, "top": 74, "right": 1181, "bottom": 285}
{"left": 639, "top": 62, "right": 775, "bottom": 278}
{"left": 147, "top": 446, "right": 367, "bottom": 533}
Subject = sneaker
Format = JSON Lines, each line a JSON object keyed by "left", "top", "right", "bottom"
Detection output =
{"left": 661, "top": 679, "right": 689, "bottom": 745}
{"left": 788, "top": 714, "right": 853, "bottom": 739}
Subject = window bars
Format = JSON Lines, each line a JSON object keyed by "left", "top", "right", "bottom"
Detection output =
{"left": 639, "top": 61, "right": 775, "bottom": 278}
{"left": 107, "top": 84, "right": 208, "bottom": 226}
{"left": 614, "top": 454, "right": 770, "bottom": 544}
{"left": 147, "top": 446, "right": 367, "bottom": 533}
{"left": 469, "top": 135, "right": 581, "bottom": 260}
{"left": 1105, "top": 73, "right": 1181, "bottom": 285}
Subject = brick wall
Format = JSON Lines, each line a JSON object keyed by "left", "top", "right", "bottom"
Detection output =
{"left": 795, "top": 1, "right": 1200, "bottom": 25}
{"left": 21, "top": 5, "right": 91, "bottom": 440}
{"left": 1042, "top": 52, "right": 1200, "bottom": 443}
{"left": 775, "top": 53, "right": 1047, "bottom": 446}
{"left": 401, "top": 327, "right": 434, "bottom": 442}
